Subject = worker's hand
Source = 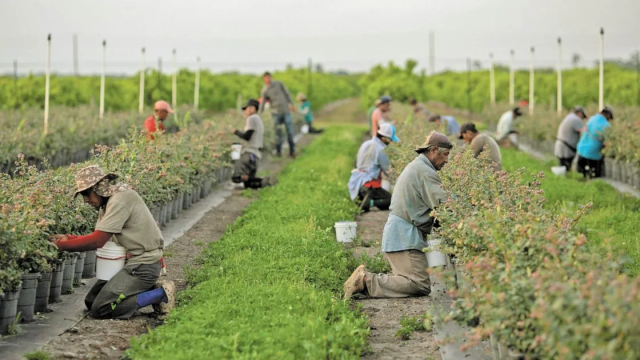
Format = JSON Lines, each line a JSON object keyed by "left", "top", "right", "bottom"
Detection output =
{"left": 49, "top": 234, "right": 69, "bottom": 243}
{"left": 289, "top": 104, "right": 296, "bottom": 113}
{"left": 230, "top": 128, "right": 237, "bottom": 134}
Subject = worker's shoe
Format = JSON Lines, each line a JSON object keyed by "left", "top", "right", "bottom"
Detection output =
{"left": 343, "top": 265, "right": 367, "bottom": 300}
{"left": 153, "top": 280, "right": 176, "bottom": 316}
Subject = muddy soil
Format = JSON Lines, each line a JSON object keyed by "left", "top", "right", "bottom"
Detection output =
{"left": 42, "top": 135, "right": 315, "bottom": 360}
{"left": 351, "top": 209, "right": 441, "bottom": 360}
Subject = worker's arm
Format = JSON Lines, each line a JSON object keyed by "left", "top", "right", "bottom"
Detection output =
{"left": 281, "top": 82, "right": 294, "bottom": 105}
{"left": 259, "top": 88, "right": 267, "bottom": 113}
{"left": 53, "top": 230, "right": 113, "bottom": 252}
{"left": 378, "top": 152, "right": 391, "bottom": 176}
{"left": 234, "top": 129, "right": 254, "bottom": 141}
{"left": 371, "top": 111, "right": 380, "bottom": 137}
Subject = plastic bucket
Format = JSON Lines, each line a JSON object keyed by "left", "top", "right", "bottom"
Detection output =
{"left": 0, "top": 289, "right": 20, "bottom": 335}
{"left": 83, "top": 250, "right": 97, "bottom": 278}
{"left": 551, "top": 166, "right": 567, "bottom": 177}
{"left": 426, "top": 239, "right": 447, "bottom": 268}
{"left": 381, "top": 179, "right": 391, "bottom": 191}
{"left": 35, "top": 271, "right": 52, "bottom": 313}
{"left": 61, "top": 256, "right": 77, "bottom": 295}
{"left": 301, "top": 124, "right": 310, "bottom": 134}
{"left": 49, "top": 262, "right": 64, "bottom": 303}
{"left": 17, "top": 272, "right": 41, "bottom": 322}
{"left": 334, "top": 221, "right": 357, "bottom": 243}
{"left": 96, "top": 242, "right": 127, "bottom": 281}
{"left": 74, "top": 252, "right": 86, "bottom": 286}
{"left": 231, "top": 144, "right": 242, "bottom": 161}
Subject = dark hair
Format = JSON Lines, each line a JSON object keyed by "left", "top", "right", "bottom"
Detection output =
{"left": 428, "top": 115, "right": 441, "bottom": 122}
{"left": 262, "top": 72, "right": 272, "bottom": 77}
{"left": 409, "top": 98, "right": 418, "bottom": 105}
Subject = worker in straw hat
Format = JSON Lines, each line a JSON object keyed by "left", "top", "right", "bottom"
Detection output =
{"left": 296, "top": 92, "right": 324, "bottom": 134}
{"left": 144, "top": 100, "right": 174, "bottom": 140}
{"left": 348, "top": 123, "right": 399, "bottom": 212}
{"left": 344, "top": 131, "right": 452, "bottom": 299}
{"left": 49, "top": 165, "right": 175, "bottom": 319}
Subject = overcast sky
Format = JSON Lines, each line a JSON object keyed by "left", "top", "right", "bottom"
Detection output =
{"left": 1, "top": 0, "right": 639, "bottom": 75}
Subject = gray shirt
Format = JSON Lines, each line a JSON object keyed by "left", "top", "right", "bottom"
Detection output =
{"left": 470, "top": 133, "right": 502, "bottom": 171}
{"left": 382, "top": 154, "right": 447, "bottom": 253}
{"left": 259, "top": 80, "right": 293, "bottom": 116}
{"left": 555, "top": 113, "right": 584, "bottom": 158}
{"left": 242, "top": 114, "right": 264, "bottom": 159}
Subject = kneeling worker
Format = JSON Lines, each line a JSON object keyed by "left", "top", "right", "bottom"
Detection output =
{"left": 232, "top": 98, "right": 272, "bottom": 189}
{"left": 50, "top": 165, "right": 174, "bottom": 319}
{"left": 459, "top": 123, "right": 502, "bottom": 171}
{"left": 348, "top": 123, "right": 398, "bottom": 212}
{"left": 344, "top": 131, "right": 452, "bottom": 299}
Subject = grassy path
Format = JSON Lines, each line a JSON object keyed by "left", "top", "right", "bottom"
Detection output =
{"left": 502, "top": 149, "right": 640, "bottom": 275}
{"left": 128, "top": 124, "right": 369, "bottom": 359}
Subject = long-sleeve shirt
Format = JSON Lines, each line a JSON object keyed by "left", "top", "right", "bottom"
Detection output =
{"left": 144, "top": 115, "right": 165, "bottom": 140}
{"left": 496, "top": 111, "right": 514, "bottom": 140}
{"left": 347, "top": 137, "right": 390, "bottom": 200}
{"left": 381, "top": 154, "right": 447, "bottom": 252}
{"left": 577, "top": 114, "right": 610, "bottom": 160}
{"left": 259, "top": 81, "right": 293, "bottom": 116}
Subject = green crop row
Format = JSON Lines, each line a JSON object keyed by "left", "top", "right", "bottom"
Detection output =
{"left": 386, "top": 116, "right": 640, "bottom": 358}
{"left": 127, "top": 125, "right": 369, "bottom": 359}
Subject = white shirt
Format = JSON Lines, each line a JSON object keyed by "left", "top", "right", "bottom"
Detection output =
{"left": 496, "top": 111, "right": 514, "bottom": 140}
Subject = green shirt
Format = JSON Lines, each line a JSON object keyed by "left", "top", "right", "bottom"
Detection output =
{"left": 96, "top": 189, "right": 164, "bottom": 264}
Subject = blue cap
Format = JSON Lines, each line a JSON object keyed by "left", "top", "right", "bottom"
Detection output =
{"left": 380, "top": 95, "right": 392, "bottom": 104}
{"left": 390, "top": 124, "right": 400, "bottom": 143}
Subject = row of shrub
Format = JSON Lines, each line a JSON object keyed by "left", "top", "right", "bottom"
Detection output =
{"left": 127, "top": 125, "right": 369, "bottom": 358}
{"left": 0, "top": 111, "right": 281, "bottom": 295}
{"left": 385, "top": 116, "right": 640, "bottom": 358}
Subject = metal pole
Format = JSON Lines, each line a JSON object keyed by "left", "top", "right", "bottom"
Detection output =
{"left": 157, "top": 57, "right": 162, "bottom": 93}
{"left": 529, "top": 47, "right": 535, "bottom": 115}
{"left": 509, "top": 49, "right": 515, "bottom": 106}
{"left": 599, "top": 28, "right": 604, "bottom": 110}
{"left": 73, "top": 33, "right": 79, "bottom": 75}
{"left": 99, "top": 40, "right": 106, "bottom": 119}
{"left": 489, "top": 53, "right": 495, "bottom": 106}
{"left": 429, "top": 31, "right": 435, "bottom": 75}
{"left": 139, "top": 47, "right": 145, "bottom": 114}
{"left": 307, "top": 57, "right": 312, "bottom": 101}
{"left": 44, "top": 34, "right": 51, "bottom": 135}
{"left": 194, "top": 56, "right": 200, "bottom": 111}
{"left": 172, "top": 49, "right": 177, "bottom": 111}
{"left": 467, "top": 57, "right": 472, "bottom": 118}
{"left": 13, "top": 60, "right": 17, "bottom": 96}
{"left": 557, "top": 37, "right": 563, "bottom": 115}
{"left": 636, "top": 52, "right": 640, "bottom": 106}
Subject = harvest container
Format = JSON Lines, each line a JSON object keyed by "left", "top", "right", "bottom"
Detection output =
{"left": 74, "top": 252, "right": 86, "bottom": 285}
{"left": 426, "top": 239, "right": 447, "bottom": 267}
{"left": 231, "top": 143, "right": 242, "bottom": 160}
{"left": 61, "top": 256, "right": 77, "bottom": 295}
{"left": 334, "top": 221, "right": 357, "bottom": 243}
{"left": 49, "top": 261, "right": 64, "bottom": 303}
{"left": 183, "top": 192, "right": 191, "bottom": 209}
{"left": 171, "top": 195, "right": 181, "bottom": 220}
{"left": 96, "top": 242, "right": 127, "bottom": 281}
{"left": 0, "top": 287, "right": 21, "bottom": 335}
{"left": 17, "top": 272, "right": 41, "bottom": 322}
{"left": 35, "top": 271, "right": 52, "bottom": 313}
{"left": 551, "top": 166, "right": 566, "bottom": 177}
{"left": 83, "top": 250, "right": 97, "bottom": 278}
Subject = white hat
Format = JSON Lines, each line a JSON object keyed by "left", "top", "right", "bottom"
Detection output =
{"left": 377, "top": 123, "right": 394, "bottom": 139}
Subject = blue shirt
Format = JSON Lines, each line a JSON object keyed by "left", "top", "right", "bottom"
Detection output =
{"left": 442, "top": 116, "right": 460, "bottom": 136}
{"left": 300, "top": 100, "right": 313, "bottom": 123}
{"left": 347, "top": 137, "right": 390, "bottom": 200}
{"left": 577, "top": 114, "right": 611, "bottom": 160}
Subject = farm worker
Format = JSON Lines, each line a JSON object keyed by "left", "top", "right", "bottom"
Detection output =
{"left": 296, "top": 92, "right": 324, "bottom": 134}
{"left": 144, "top": 100, "right": 173, "bottom": 140}
{"left": 368, "top": 99, "right": 382, "bottom": 133}
{"left": 344, "top": 131, "right": 452, "bottom": 299}
{"left": 348, "top": 123, "right": 399, "bottom": 212}
{"left": 410, "top": 98, "right": 431, "bottom": 120}
{"left": 459, "top": 123, "right": 502, "bottom": 171}
{"left": 370, "top": 96, "right": 392, "bottom": 137}
{"left": 259, "top": 72, "right": 297, "bottom": 158}
{"left": 496, "top": 107, "right": 523, "bottom": 148}
{"left": 576, "top": 107, "right": 614, "bottom": 179}
{"left": 231, "top": 99, "right": 272, "bottom": 189}
{"left": 49, "top": 165, "right": 175, "bottom": 319}
{"left": 554, "top": 106, "right": 587, "bottom": 171}
{"left": 429, "top": 114, "right": 460, "bottom": 137}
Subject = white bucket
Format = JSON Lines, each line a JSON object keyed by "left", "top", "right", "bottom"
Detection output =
{"left": 381, "top": 179, "right": 391, "bottom": 191}
{"left": 231, "top": 143, "right": 242, "bottom": 161}
{"left": 301, "top": 124, "right": 310, "bottom": 134}
{"left": 551, "top": 166, "right": 567, "bottom": 177}
{"left": 96, "top": 241, "right": 127, "bottom": 280}
{"left": 426, "top": 239, "right": 447, "bottom": 268}
{"left": 334, "top": 221, "right": 357, "bottom": 243}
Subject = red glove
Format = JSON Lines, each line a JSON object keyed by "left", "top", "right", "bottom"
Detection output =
{"left": 56, "top": 230, "right": 112, "bottom": 252}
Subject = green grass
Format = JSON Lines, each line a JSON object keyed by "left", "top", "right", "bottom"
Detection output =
{"left": 502, "top": 149, "right": 640, "bottom": 275}
{"left": 128, "top": 125, "right": 369, "bottom": 359}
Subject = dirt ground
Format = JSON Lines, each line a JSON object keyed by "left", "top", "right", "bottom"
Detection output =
{"left": 352, "top": 209, "right": 441, "bottom": 360}
{"left": 41, "top": 135, "right": 315, "bottom": 360}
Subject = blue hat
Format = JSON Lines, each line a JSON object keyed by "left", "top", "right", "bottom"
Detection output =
{"left": 380, "top": 95, "right": 392, "bottom": 104}
{"left": 390, "top": 124, "right": 400, "bottom": 143}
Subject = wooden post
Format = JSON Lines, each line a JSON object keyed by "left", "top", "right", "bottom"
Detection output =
{"left": 194, "top": 56, "right": 200, "bottom": 111}
{"left": 599, "top": 28, "right": 604, "bottom": 110}
{"left": 99, "top": 40, "right": 106, "bottom": 119}
{"left": 44, "top": 34, "right": 51, "bottom": 135}
{"left": 509, "top": 49, "right": 515, "bottom": 106}
{"left": 529, "top": 47, "right": 535, "bottom": 115}
{"left": 139, "top": 47, "right": 145, "bottom": 114}
{"left": 557, "top": 37, "right": 563, "bottom": 115}
{"left": 172, "top": 49, "right": 177, "bottom": 112}
{"left": 489, "top": 53, "right": 495, "bottom": 106}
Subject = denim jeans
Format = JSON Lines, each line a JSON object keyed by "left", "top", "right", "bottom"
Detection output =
{"left": 273, "top": 112, "right": 296, "bottom": 155}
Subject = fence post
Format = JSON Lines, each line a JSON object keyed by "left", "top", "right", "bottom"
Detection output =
{"left": 489, "top": 53, "right": 495, "bottom": 106}
{"left": 172, "top": 49, "right": 177, "bottom": 112}
{"left": 13, "top": 60, "right": 17, "bottom": 97}
{"left": 557, "top": 38, "right": 563, "bottom": 115}
{"left": 307, "top": 58, "right": 312, "bottom": 102}
{"left": 529, "top": 47, "right": 535, "bottom": 115}
{"left": 194, "top": 56, "right": 200, "bottom": 111}
{"left": 509, "top": 49, "right": 515, "bottom": 106}
{"left": 99, "top": 40, "right": 106, "bottom": 120}
{"left": 139, "top": 47, "right": 145, "bottom": 114}
{"left": 44, "top": 34, "right": 51, "bottom": 135}
{"left": 466, "top": 57, "right": 472, "bottom": 119}
{"left": 599, "top": 28, "right": 604, "bottom": 110}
